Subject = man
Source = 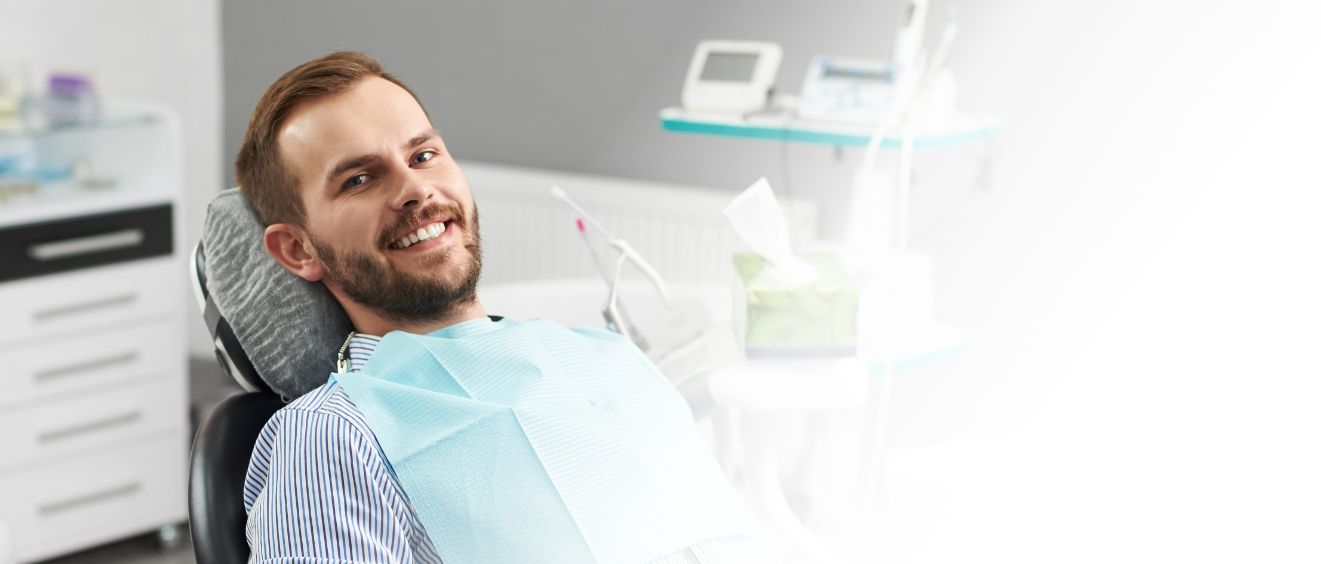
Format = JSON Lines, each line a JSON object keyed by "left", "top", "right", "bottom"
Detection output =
{"left": 236, "top": 51, "right": 771, "bottom": 563}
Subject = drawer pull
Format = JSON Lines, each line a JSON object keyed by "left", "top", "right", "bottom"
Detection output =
{"left": 34, "top": 352, "right": 139, "bottom": 382}
{"left": 32, "top": 293, "right": 137, "bottom": 322}
{"left": 38, "top": 482, "right": 142, "bottom": 516}
{"left": 28, "top": 229, "right": 145, "bottom": 261}
{"left": 38, "top": 411, "right": 143, "bottom": 444}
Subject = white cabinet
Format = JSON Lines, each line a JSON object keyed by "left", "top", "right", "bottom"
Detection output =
{"left": 0, "top": 105, "right": 187, "bottom": 563}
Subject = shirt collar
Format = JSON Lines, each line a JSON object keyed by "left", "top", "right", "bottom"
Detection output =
{"left": 345, "top": 333, "right": 382, "bottom": 373}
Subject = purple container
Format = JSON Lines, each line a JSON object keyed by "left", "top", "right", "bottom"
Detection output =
{"left": 46, "top": 72, "right": 99, "bottom": 125}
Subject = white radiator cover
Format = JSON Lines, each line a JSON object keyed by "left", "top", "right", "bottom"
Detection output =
{"left": 462, "top": 161, "right": 817, "bottom": 288}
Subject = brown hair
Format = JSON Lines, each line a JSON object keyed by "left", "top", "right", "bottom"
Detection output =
{"left": 235, "top": 51, "right": 427, "bottom": 226}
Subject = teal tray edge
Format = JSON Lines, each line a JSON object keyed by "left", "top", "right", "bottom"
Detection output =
{"left": 660, "top": 117, "right": 999, "bottom": 150}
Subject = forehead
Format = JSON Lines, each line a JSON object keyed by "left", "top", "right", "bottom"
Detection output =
{"left": 277, "top": 76, "right": 431, "bottom": 186}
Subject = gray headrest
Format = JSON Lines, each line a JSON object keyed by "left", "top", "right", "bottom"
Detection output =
{"left": 202, "top": 188, "right": 353, "bottom": 400}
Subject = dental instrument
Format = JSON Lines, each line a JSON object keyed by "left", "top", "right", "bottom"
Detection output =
{"left": 797, "top": 56, "right": 895, "bottom": 125}
{"left": 551, "top": 185, "right": 682, "bottom": 351}
{"left": 549, "top": 186, "right": 677, "bottom": 311}
{"left": 574, "top": 217, "right": 613, "bottom": 282}
{"left": 845, "top": 11, "right": 960, "bottom": 265}
{"left": 549, "top": 186, "right": 716, "bottom": 381}
{"left": 891, "top": 0, "right": 930, "bottom": 73}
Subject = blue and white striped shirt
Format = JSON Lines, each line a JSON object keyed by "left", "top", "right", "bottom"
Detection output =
{"left": 242, "top": 333, "right": 772, "bottom": 563}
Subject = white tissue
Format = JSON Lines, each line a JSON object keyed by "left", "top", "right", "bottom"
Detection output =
{"left": 723, "top": 178, "right": 817, "bottom": 285}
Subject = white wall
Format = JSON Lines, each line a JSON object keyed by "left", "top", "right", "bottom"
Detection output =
{"left": 925, "top": 0, "right": 1320, "bottom": 454}
{"left": 875, "top": 2, "right": 1321, "bottom": 561}
{"left": 1, "top": 0, "right": 223, "bottom": 358}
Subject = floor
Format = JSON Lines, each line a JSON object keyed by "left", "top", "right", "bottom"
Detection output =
{"left": 38, "top": 529, "right": 195, "bottom": 564}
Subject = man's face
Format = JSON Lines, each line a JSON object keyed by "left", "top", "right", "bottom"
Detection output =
{"left": 277, "top": 76, "right": 481, "bottom": 323}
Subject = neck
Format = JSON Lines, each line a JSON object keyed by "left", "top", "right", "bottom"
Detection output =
{"left": 343, "top": 298, "right": 488, "bottom": 337}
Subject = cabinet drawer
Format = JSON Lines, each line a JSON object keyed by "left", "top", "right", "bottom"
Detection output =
{"left": 0, "top": 203, "right": 173, "bottom": 283}
{"left": 0, "top": 321, "right": 181, "bottom": 409}
{"left": 0, "top": 434, "right": 186, "bottom": 563}
{"left": 0, "top": 378, "right": 186, "bottom": 472}
{"left": 0, "top": 257, "right": 179, "bottom": 345}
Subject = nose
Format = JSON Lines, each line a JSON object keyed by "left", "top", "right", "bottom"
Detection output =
{"left": 390, "top": 169, "right": 434, "bottom": 211}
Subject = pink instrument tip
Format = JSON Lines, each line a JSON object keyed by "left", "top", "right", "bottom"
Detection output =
{"left": 575, "top": 218, "right": 586, "bottom": 232}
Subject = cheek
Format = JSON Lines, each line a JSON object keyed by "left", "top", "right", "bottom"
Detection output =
{"left": 331, "top": 208, "right": 384, "bottom": 247}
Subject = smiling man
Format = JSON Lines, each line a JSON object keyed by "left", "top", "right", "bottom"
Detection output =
{"left": 235, "top": 52, "right": 771, "bottom": 564}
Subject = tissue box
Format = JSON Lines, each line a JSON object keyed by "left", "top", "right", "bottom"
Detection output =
{"left": 732, "top": 252, "right": 858, "bottom": 358}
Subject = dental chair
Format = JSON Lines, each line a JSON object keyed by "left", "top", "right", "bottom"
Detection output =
{"left": 186, "top": 189, "right": 357, "bottom": 564}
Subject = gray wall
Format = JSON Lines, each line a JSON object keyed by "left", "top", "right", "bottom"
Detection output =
{"left": 222, "top": 1, "right": 913, "bottom": 206}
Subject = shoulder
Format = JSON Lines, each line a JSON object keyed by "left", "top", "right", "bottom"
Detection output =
{"left": 242, "top": 384, "right": 438, "bottom": 562}
{"left": 267, "top": 379, "right": 376, "bottom": 439}
{"left": 255, "top": 380, "right": 385, "bottom": 468}
{"left": 244, "top": 381, "right": 393, "bottom": 508}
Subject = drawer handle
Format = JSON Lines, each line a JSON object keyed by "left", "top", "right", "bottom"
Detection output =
{"left": 38, "top": 411, "right": 143, "bottom": 445}
{"left": 32, "top": 293, "right": 137, "bottom": 322}
{"left": 27, "top": 229, "right": 145, "bottom": 261}
{"left": 34, "top": 351, "right": 139, "bottom": 383}
{"left": 38, "top": 482, "right": 142, "bottom": 516}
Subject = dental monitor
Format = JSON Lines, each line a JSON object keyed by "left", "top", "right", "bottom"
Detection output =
{"left": 681, "top": 40, "right": 782, "bottom": 115}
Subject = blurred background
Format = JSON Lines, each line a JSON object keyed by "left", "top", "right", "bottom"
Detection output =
{"left": 1, "top": 0, "right": 1318, "bottom": 562}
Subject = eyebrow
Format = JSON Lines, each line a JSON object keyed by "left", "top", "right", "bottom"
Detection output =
{"left": 323, "top": 128, "right": 440, "bottom": 185}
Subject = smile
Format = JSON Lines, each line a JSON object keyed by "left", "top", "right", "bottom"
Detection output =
{"left": 389, "top": 220, "right": 450, "bottom": 250}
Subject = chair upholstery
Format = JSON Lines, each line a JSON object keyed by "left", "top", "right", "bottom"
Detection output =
{"left": 188, "top": 391, "right": 284, "bottom": 564}
{"left": 194, "top": 241, "right": 271, "bottom": 395}
{"left": 200, "top": 188, "right": 354, "bottom": 400}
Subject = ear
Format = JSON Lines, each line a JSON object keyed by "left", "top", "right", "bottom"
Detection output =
{"left": 263, "top": 223, "right": 327, "bottom": 282}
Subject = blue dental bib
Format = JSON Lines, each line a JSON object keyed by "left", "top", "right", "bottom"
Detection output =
{"left": 334, "top": 317, "right": 754, "bottom": 564}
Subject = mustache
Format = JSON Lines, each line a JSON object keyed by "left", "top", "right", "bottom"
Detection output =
{"left": 377, "top": 202, "right": 465, "bottom": 248}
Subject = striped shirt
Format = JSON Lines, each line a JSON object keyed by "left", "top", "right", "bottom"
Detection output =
{"left": 242, "top": 332, "right": 771, "bottom": 563}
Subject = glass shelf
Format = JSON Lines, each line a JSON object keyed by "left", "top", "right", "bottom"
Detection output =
{"left": 659, "top": 106, "right": 1000, "bottom": 149}
{"left": 0, "top": 110, "right": 159, "bottom": 140}
{"left": 0, "top": 179, "right": 162, "bottom": 229}
{"left": 0, "top": 104, "right": 174, "bottom": 228}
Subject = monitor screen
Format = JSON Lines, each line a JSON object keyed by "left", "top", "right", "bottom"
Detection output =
{"left": 700, "top": 52, "right": 759, "bottom": 82}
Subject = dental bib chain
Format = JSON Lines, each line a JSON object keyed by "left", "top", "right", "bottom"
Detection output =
{"left": 336, "top": 331, "right": 357, "bottom": 374}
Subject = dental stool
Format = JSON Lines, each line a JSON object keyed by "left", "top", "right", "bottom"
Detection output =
{"left": 187, "top": 189, "right": 356, "bottom": 564}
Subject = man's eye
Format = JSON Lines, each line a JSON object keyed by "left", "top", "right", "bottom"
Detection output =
{"left": 412, "top": 151, "right": 437, "bottom": 165}
{"left": 343, "top": 174, "right": 368, "bottom": 190}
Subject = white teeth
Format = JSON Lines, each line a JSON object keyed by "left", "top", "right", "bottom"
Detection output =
{"left": 392, "top": 222, "right": 446, "bottom": 249}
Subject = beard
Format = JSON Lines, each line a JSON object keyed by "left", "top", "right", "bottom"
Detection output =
{"left": 311, "top": 203, "right": 482, "bottom": 324}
